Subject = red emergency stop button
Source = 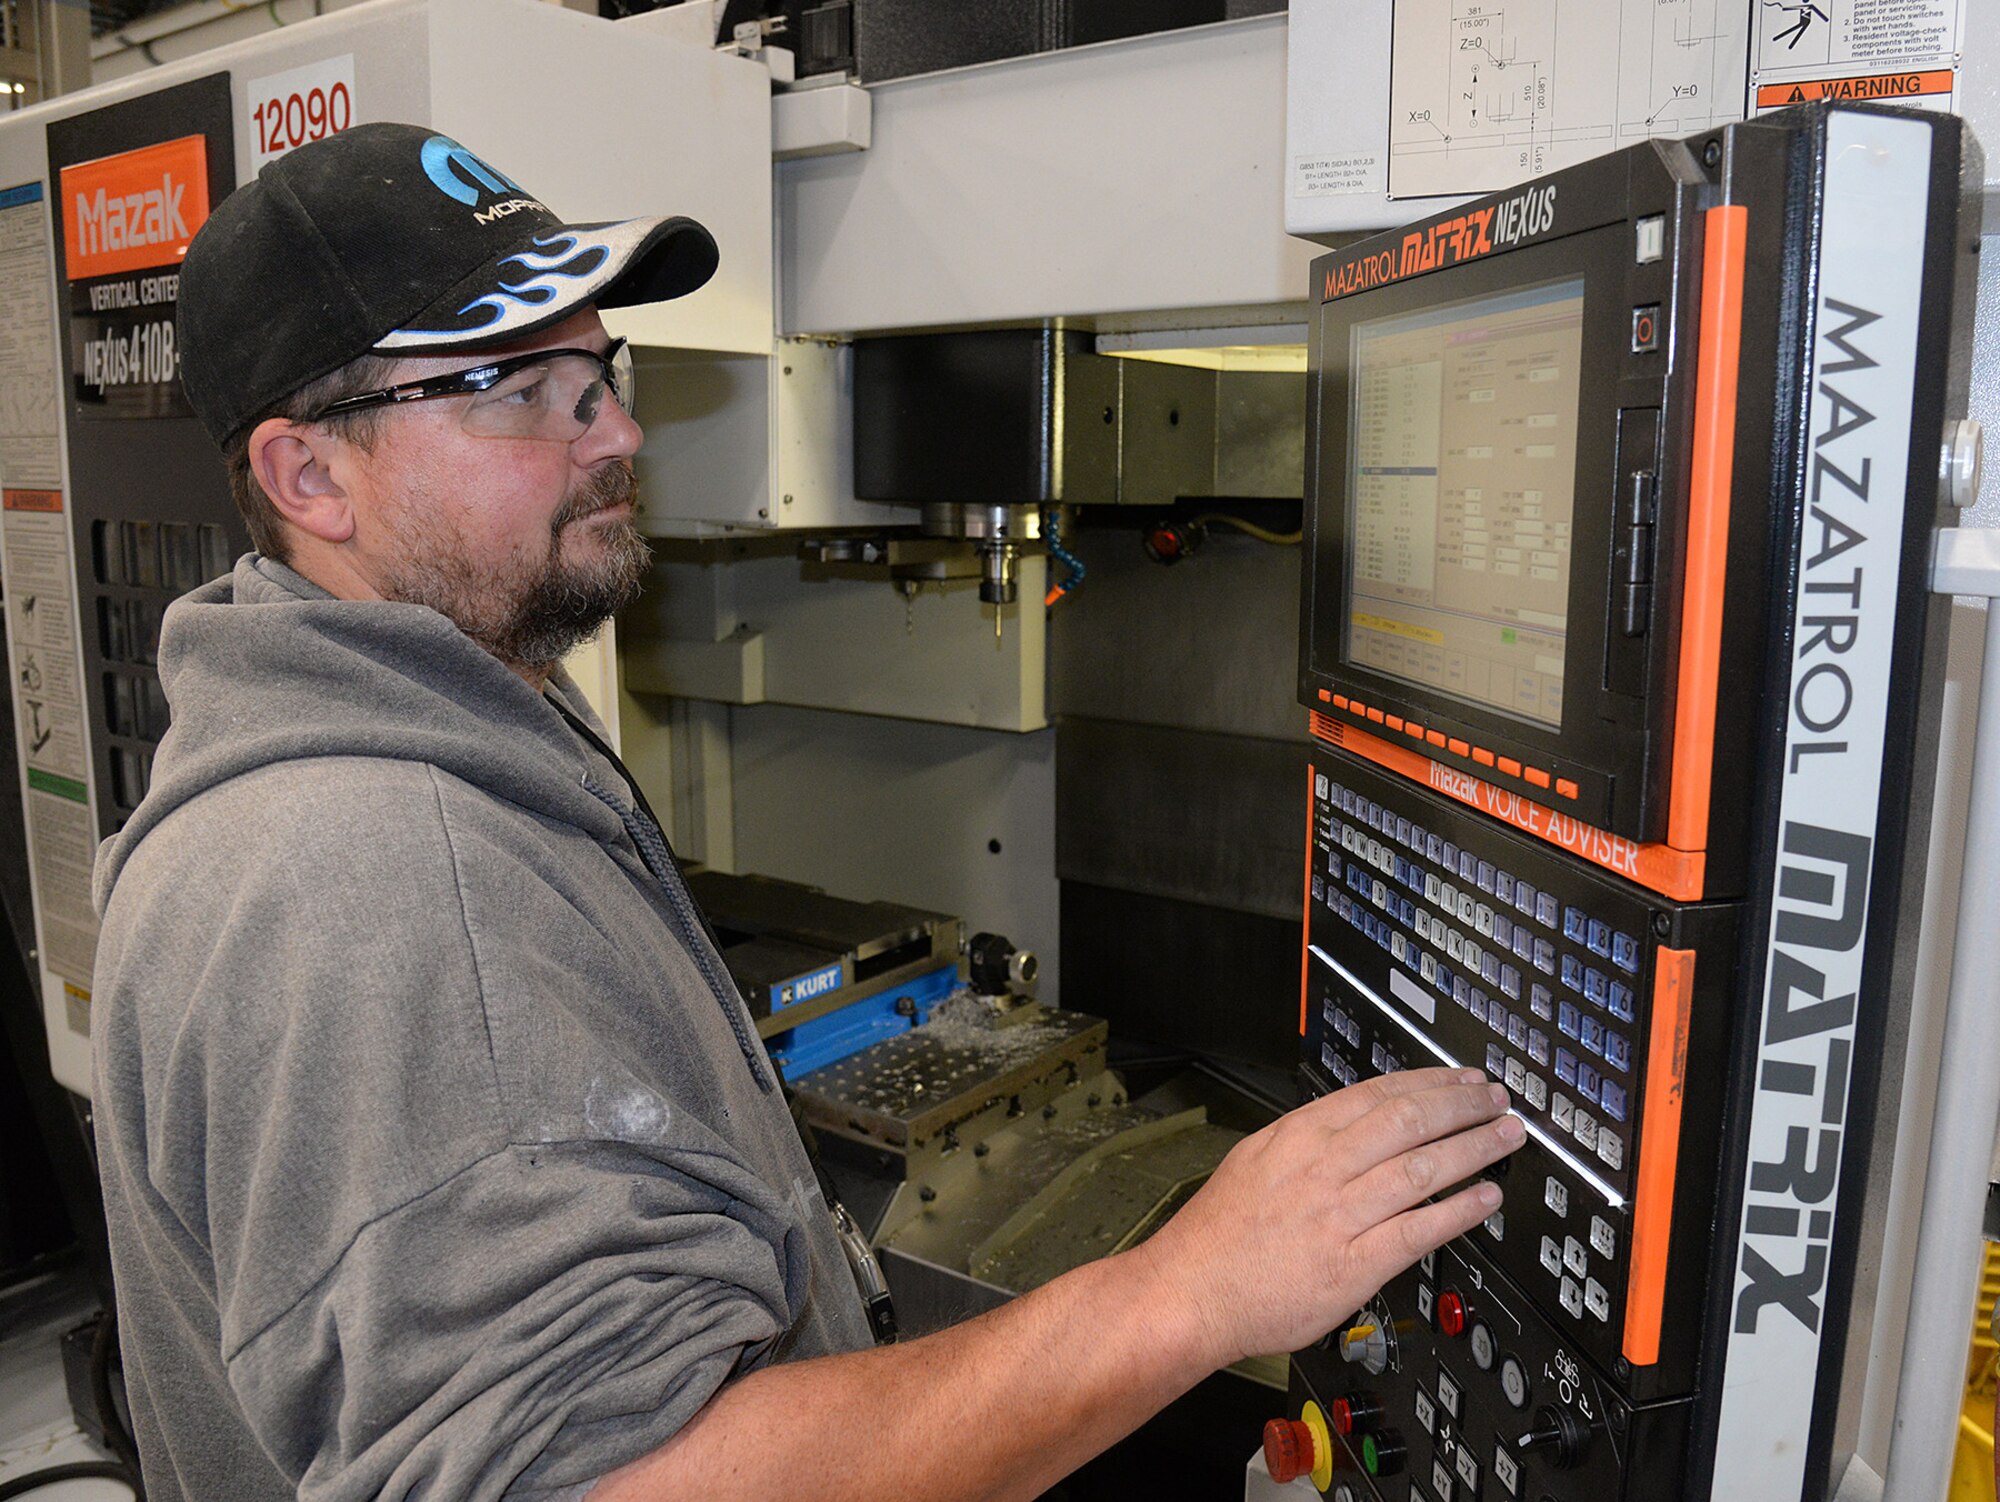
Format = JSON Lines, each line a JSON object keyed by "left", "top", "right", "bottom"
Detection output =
{"left": 1263, "top": 1418, "right": 1317, "bottom": 1484}
{"left": 1436, "top": 1288, "right": 1468, "bottom": 1338}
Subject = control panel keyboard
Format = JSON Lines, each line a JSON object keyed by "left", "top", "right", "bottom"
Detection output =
{"left": 1305, "top": 748, "right": 1728, "bottom": 1397}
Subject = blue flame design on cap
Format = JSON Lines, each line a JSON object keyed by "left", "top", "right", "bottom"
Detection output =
{"left": 376, "top": 221, "right": 660, "bottom": 349}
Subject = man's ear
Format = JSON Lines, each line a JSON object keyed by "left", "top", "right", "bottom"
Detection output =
{"left": 247, "top": 419, "right": 357, "bottom": 545}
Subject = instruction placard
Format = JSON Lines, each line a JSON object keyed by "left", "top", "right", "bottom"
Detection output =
{"left": 1750, "top": 0, "right": 1963, "bottom": 115}
{"left": 1385, "top": 0, "right": 1753, "bottom": 200}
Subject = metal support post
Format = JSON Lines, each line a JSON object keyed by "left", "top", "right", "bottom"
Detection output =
{"left": 1882, "top": 526, "right": 2000, "bottom": 1502}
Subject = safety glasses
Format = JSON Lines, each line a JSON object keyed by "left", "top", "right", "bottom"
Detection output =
{"left": 308, "top": 338, "right": 634, "bottom": 442}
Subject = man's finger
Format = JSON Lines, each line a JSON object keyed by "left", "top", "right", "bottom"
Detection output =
{"left": 1294, "top": 1064, "right": 1488, "bottom": 1135}
{"left": 1326, "top": 1079, "right": 1514, "bottom": 1181}
{"left": 1336, "top": 1112, "right": 1524, "bottom": 1227}
{"left": 1343, "top": 1181, "right": 1506, "bottom": 1292}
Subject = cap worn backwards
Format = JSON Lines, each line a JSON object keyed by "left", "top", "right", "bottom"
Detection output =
{"left": 175, "top": 121, "right": 718, "bottom": 448}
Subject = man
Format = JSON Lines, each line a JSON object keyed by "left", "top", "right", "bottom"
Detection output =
{"left": 91, "top": 123, "right": 1521, "bottom": 1501}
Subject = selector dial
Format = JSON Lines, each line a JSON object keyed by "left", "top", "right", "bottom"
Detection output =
{"left": 1517, "top": 1404, "right": 1594, "bottom": 1470}
{"left": 1336, "top": 1319, "right": 1390, "bottom": 1375}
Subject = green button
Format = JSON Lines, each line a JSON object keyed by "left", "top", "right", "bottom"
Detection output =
{"left": 1360, "top": 1434, "right": 1380, "bottom": 1476}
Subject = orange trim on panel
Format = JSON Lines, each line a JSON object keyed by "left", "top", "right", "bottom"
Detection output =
{"left": 1556, "top": 778, "right": 1580, "bottom": 801}
{"left": 1301, "top": 763, "right": 1317, "bottom": 1037}
{"left": 1386, "top": 715, "right": 1405, "bottom": 732}
{"left": 1524, "top": 766, "right": 1551, "bottom": 789}
{"left": 1309, "top": 718, "right": 1706, "bottom": 901}
{"left": 1623, "top": 948, "right": 1696, "bottom": 1366}
{"left": 1427, "top": 731, "right": 1447, "bottom": 748}
{"left": 1497, "top": 756, "right": 1522, "bottom": 778}
{"left": 1368, "top": 708, "right": 1386, "bottom": 724}
{"left": 1667, "top": 205, "right": 1748, "bottom": 854}
{"left": 1448, "top": 737, "right": 1471, "bottom": 757}
{"left": 1319, "top": 689, "right": 1332, "bottom": 702}
{"left": 1406, "top": 723, "right": 1426, "bottom": 740}
{"left": 1472, "top": 747, "right": 1496, "bottom": 767}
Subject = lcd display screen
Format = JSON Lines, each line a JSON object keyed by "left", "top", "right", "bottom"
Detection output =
{"left": 1344, "top": 279, "right": 1585, "bottom": 730}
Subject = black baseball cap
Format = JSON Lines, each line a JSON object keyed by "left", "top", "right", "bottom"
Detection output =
{"left": 177, "top": 121, "right": 718, "bottom": 446}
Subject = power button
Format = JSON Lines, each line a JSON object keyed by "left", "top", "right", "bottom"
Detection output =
{"left": 1631, "top": 304, "right": 1661, "bottom": 353}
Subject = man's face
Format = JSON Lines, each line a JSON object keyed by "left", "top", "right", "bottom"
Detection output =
{"left": 331, "top": 308, "right": 651, "bottom": 674}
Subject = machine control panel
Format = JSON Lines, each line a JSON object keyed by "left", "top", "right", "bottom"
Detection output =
{"left": 1283, "top": 104, "right": 1972, "bottom": 1502}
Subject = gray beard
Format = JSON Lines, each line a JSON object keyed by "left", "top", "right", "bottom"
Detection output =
{"left": 379, "top": 463, "right": 651, "bottom": 677}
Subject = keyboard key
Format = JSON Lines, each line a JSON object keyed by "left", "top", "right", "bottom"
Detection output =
{"left": 1555, "top": 1048, "right": 1578, "bottom": 1085}
{"left": 1469, "top": 990, "right": 1488, "bottom": 1023}
{"left": 1392, "top": 933, "right": 1408, "bottom": 963}
{"left": 1527, "top": 1028, "right": 1551, "bottom": 1065}
{"left": 1427, "top": 833, "right": 1444, "bottom": 863}
{"left": 1421, "top": 953, "right": 1438, "bottom": 984}
{"left": 1573, "top": 1109, "right": 1599, "bottom": 1151}
{"left": 1533, "top": 938, "right": 1557, "bottom": 975}
{"left": 1513, "top": 928, "right": 1534, "bottom": 962}
{"left": 1560, "top": 1276, "right": 1585, "bottom": 1318}
{"left": 1395, "top": 816, "right": 1411, "bottom": 846}
{"left": 1495, "top": 871, "right": 1515, "bottom": 904}
{"left": 1545, "top": 1176, "right": 1569, "bottom": 1217}
{"left": 1447, "top": 930, "right": 1465, "bottom": 962}
{"left": 1486, "top": 1044, "right": 1505, "bottom": 1078}
{"left": 1507, "top": 1015, "right": 1528, "bottom": 1050}
{"left": 1551, "top": 1092, "right": 1575, "bottom": 1130}
{"left": 1585, "top": 1277, "right": 1611, "bottom": 1321}
{"left": 1489, "top": 1002, "right": 1511, "bottom": 1036}
{"left": 1608, "top": 982, "right": 1636, "bottom": 1022}
{"left": 1442, "top": 881, "right": 1459, "bottom": 911}
{"left": 1524, "top": 1073, "right": 1547, "bottom": 1110}
{"left": 1460, "top": 851, "right": 1477, "bottom": 882}
{"left": 1590, "top": 1215, "right": 1617, "bottom": 1258}
{"left": 1493, "top": 913, "right": 1513, "bottom": 949}
{"left": 1558, "top": 1001, "right": 1581, "bottom": 1039}
{"left": 1530, "top": 984, "right": 1555, "bottom": 1020}
{"left": 1586, "top": 918, "right": 1612, "bottom": 957}
{"left": 1505, "top": 1057, "right": 1527, "bottom": 1093}
{"left": 1561, "top": 955, "right": 1584, "bottom": 992}
{"left": 1577, "top": 1063, "right": 1601, "bottom": 1104}
{"left": 1537, "top": 892, "right": 1560, "bottom": 928}
{"left": 1584, "top": 968, "right": 1610, "bottom": 1007}
{"left": 1605, "top": 1031, "right": 1632, "bottom": 1072}
{"left": 1611, "top": 929, "right": 1640, "bottom": 970}
{"left": 1477, "top": 860, "right": 1496, "bottom": 893}
{"left": 1476, "top": 903, "right": 1495, "bottom": 938}
{"left": 1563, "top": 906, "right": 1587, "bottom": 942}
{"left": 1458, "top": 893, "right": 1477, "bottom": 924}
{"left": 1453, "top": 975, "right": 1472, "bottom": 1007}
{"left": 1514, "top": 880, "right": 1537, "bottom": 917}
{"left": 1442, "top": 841, "right": 1459, "bottom": 871}
{"left": 1500, "top": 964, "right": 1522, "bottom": 1000}
{"left": 1599, "top": 1079, "right": 1628, "bottom": 1121}
{"left": 1481, "top": 953, "right": 1501, "bottom": 986}
{"left": 1580, "top": 1016, "right": 1605, "bottom": 1055}
{"left": 1564, "top": 1235, "right": 1588, "bottom": 1277}
{"left": 1539, "top": 1235, "right": 1563, "bottom": 1276}
{"left": 1597, "top": 1131, "right": 1624, "bottom": 1169}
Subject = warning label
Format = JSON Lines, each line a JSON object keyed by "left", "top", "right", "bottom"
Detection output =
{"left": 1756, "top": 69, "right": 1954, "bottom": 107}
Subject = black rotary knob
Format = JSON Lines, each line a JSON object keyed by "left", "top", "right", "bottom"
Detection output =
{"left": 1517, "top": 1404, "right": 1592, "bottom": 1470}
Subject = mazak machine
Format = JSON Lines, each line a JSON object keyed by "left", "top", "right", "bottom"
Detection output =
{"left": 1270, "top": 105, "right": 1978, "bottom": 1502}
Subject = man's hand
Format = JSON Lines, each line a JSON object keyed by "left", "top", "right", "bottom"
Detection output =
{"left": 1128, "top": 1067, "right": 1521, "bottom": 1368}
{"left": 589, "top": 1066, "right": 1521, "bottom": 1502}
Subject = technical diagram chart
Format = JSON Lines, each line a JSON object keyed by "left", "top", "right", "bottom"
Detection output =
{"left": 1388, "top": 0, "right": 1751, "bottom": 199}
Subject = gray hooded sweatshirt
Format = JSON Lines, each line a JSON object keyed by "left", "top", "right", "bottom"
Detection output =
{"left": 90, "top": 555, "right": 871, "bottom": 1502}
